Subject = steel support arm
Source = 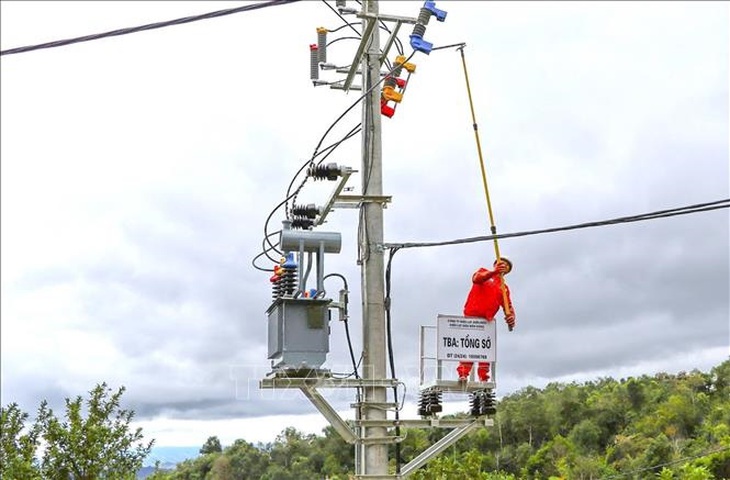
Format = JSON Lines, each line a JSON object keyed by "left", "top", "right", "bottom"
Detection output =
{"left": 299, "top": 385, "right": 358, "bottom": 444}
{"left": 399, "top": 420, "right": 482, "bottom": 477}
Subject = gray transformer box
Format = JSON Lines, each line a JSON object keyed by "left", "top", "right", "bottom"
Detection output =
{"left": 267, "top": 298, "right": 331, "bottom": 370}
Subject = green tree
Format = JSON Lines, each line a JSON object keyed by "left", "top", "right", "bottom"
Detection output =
{"left": 37, "top": 382, "right": 154, "bottom": 479}
{"left": 224, "top": 439, "right": 271, "bottom": 479}
{"left": 0, "top": 402, "right": 42, "bottom": 479}
{"left": 208, "top": 454, "right": 234, "bottom": 480}
{"left": 200, "top": 436, "right": 223, "bottom": 454}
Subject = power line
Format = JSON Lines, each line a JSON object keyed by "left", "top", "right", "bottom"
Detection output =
{"left": 383, "top": 199, "right": 730, "bottom": 249}
{"left": 0, "top": 0, "right": 301, "bottom": 57}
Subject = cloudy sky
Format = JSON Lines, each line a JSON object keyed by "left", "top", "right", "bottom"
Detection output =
{"left": 2, "top": 0, "right": 728, "bottom": 450}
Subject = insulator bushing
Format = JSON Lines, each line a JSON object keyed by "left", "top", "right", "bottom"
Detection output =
{"left": 280, "top": 268, "right": 297, "bottom": 297}
{"left": 417, "top": 391, "right": 430, "bottom": 417}
{"left": 309, "top": 44, "right": 319, "bottom": 81}
{"left": 417, "top": 7, "right": 432, "bottom": 27}
{"left": 308, "top": 162, "right": 341, "bottom": 181}
{"left": 292, "top": 203, "right": 320, "bottom": 219}
{"left": 384, "top": 76, "right": 397, "bottom": 89}
{"left": 317, "top": 27, "right": 327, "bottom": 63}
{"left": 470, "top": 392, "right": 481, "bottom": 417}
{"left": 481, "top": 391, "right": 497, "bottom": 416}
{"left": 291, "top": 217, "right": 314, "bottom": 230}
{"left": 409, "top": 1, "right": 447, "bottom": 54}
{"left": 428, "top": 390, "right": 442, "bottom": 413}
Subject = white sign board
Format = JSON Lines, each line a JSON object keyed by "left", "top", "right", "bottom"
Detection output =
{"left": 436, "top": 314, "right": 496, "bottom": 362}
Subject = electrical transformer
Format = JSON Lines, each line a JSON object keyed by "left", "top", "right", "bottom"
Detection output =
{"left": 267, "top": 224, "right": 341, "bottom": 371}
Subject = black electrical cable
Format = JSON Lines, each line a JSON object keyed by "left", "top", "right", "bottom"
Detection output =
{"left": 284, "top": 123, "right": 362, "bottom": 217}
{"left": 354, "top": 0, "right": 405, "bottom": 56}
{"left": 285, "top": 50, "right": 416, "bottom": 218}
{"left": 257, "top": 123, "right": 361, "bottom": 265}
{"left": 252, "top": 230, "right": 283, "bottom": 272}
{"left": 322, "top": 272, "right": 363, "bottom": 433}
{"left": 327, "top": 36, "right": 362, "bottom": 47}
{"left": 1, "top": 0, "right": 301, "bottom": 57}
{"left": 321, "top": 0, "right": 361, "bottom": 37}
{"left": 383, "top": 199, "right": 730, "bottom": 250}
{"left": 328, "top": 22, "right": 363, "bottom": 34}
{"left": 384, "top": 246, "right": 402, "bottom": 473}
{"left": 323, "top": 273, "right": 359, "bottom": 379}
{"left": 323, "top": 0, "right": 404, "bottom": 55}
{"left": 259, "top": 47, "right": 416, "bottom": 273}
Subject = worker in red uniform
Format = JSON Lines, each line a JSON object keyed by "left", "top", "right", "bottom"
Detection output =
{"left": 457, "top": 257, "right": 515, "bottom": 382}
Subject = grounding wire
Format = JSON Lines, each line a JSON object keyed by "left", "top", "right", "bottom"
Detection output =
{"left": 1, "top": 0, "right": 301, "bottom": 56}
{"left": 385, "top": 246, "right": 402, "bottom": 473}
{"left": 323, "top": 273, "right": 360, "bottom": 380}
{"left": 383, "top": 199, "right": 730, "bottom": 250}
{"left": 323, "top": 272, "right": 363, "bottom": 416}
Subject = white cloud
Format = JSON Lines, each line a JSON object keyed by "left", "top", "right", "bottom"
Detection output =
{"left": 1, "top": 0, "right": 727, "bottom": 450}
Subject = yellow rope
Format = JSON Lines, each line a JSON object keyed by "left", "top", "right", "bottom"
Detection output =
{"left": 458, "top": 45, "right": 512, "bottom": 319}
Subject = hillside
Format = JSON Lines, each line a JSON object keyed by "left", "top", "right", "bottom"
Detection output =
{"left": 145, "top": 360, "right": 730, "bottom": 479}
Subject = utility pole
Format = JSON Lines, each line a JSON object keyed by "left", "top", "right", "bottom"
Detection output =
{"left": 359, "top": 0, "right": 388, "bottom": 476}
{"left": 261, "top": 3, "right": 488, "bottom": 479}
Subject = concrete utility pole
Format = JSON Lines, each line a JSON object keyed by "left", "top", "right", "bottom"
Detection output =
{"left": 261, "top": 3, "right": 487, "bottom": 480}
{"left": 359, "top": 0, "right": 388, "bottom": 476}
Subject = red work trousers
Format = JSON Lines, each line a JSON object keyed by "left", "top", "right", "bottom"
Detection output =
{"left": 457, "top": 361, "right": 490, "bottom": 381}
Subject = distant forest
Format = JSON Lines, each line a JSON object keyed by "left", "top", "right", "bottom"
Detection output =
{"left": 148, "top": 360, "right": 730, "bottom": 479}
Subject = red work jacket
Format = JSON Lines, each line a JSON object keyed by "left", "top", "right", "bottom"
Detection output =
{"left": 463, "top": 268, "right": 513, "bottom": 320}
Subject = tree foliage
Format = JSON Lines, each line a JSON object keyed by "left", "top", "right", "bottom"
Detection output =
{"left": 1, "top": 382, "right": 153, "bottom": 480}
{"left": 145, "top": 360, "right": 730, "bottom": 479}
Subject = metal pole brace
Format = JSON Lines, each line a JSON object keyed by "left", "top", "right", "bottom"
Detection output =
{"left": 349, "top": 401, "right": 399, "bottom": 410}
{"left": 359, "top": 435, "right": 404, "bottom": 445}
{"left": 333, "top": 194, "right": 392, "bottom": 209}
{"left": 356, "top": 11, "right": 419, "bottom": 25}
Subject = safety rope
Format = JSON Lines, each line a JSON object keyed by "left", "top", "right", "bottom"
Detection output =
{"left": 457, "top": 45, "right": 513, "bottom": 323}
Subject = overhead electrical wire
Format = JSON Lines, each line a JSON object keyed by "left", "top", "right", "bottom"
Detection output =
{"left": 0, "top": 0, "right": 301, "bottom": 57}
{"left": 383, "top": 199, "right": 730, "bottom": 250}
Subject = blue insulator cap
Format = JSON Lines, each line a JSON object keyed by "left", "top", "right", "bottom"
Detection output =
{"left": 423, "top": 1, "right": 447, "bottom": 22}
{"left": 309, "top": 288, "right": 318, "bottom": 298}
{"left": 282, "top": 252, "right": 298, "bottom": 269}
{"left": 410, "top": 34, "right": 433, "bottom": 54}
